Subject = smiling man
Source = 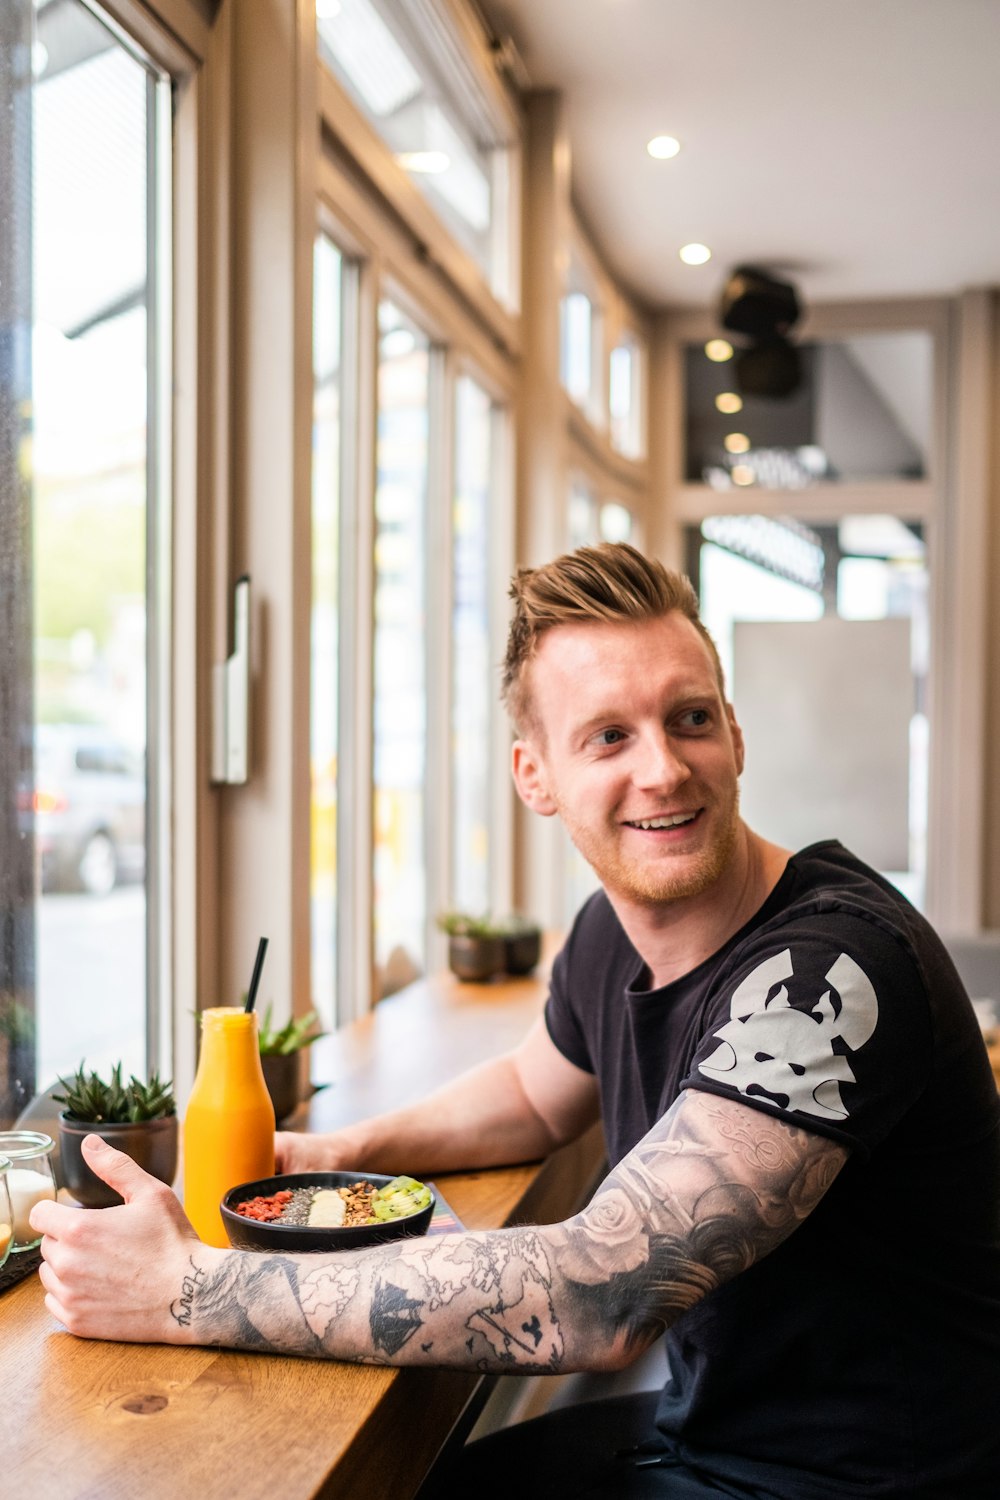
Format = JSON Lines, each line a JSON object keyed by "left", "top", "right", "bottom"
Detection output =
{"left": 33, "top": 544, "right": 1000, "bottom": 1500}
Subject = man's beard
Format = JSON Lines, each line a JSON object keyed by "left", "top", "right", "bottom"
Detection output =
{"left": 557, "top": 789, "right": 741, "bottom": 908}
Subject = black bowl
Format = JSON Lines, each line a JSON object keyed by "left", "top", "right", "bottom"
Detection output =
{"left": 220, "top": 1171, "right": 435, "bottom": 1253}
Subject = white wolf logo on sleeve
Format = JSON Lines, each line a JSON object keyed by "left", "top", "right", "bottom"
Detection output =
{"left": 697, "top": 949, "right": 879, "bottom": 1120}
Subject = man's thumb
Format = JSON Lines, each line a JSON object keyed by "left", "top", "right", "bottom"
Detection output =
{"left": 81, "top": 1133, "right": 158, "bottom": 1202}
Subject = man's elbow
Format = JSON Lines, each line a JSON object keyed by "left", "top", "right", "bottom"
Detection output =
{"left": 562, "top": 1312, "right": 665, "bottom": 1375}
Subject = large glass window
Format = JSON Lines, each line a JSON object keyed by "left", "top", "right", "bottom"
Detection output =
{"left": 311, "top": 236, "right": 344, "bottom": 1030}
{"left": 318, "top": 0, "right": 516, "bottom": 306}
{"left": 1, "top": 0, "right": 168, "bottom": 1125}
{"left": 450, "top": 376, "right": 494, "bottom": 915}
{"left": 0, "top": 2, "right": 169, "bottom": 1128}
{"left": 373, "top": 300, "right": 430, "bottom": 995}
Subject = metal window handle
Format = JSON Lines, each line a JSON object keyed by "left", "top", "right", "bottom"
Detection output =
{"left": 211, "top": 575, "right": 250, "bottom": 785}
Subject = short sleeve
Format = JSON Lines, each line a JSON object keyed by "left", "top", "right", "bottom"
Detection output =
{"left": 682, "top": 908, "right": 934, "bottom": 1155}
{"left": 544, "top": 935, "right": 595, "bottom": 1074}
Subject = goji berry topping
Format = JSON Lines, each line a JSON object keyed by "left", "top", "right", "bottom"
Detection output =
{"left": 234, "top": 1188, "right": 293, "bottom": 1222}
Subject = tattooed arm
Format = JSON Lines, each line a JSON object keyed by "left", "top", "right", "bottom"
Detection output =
{"left": 34, "top": 1092, "right": 846, "bottom": 1371}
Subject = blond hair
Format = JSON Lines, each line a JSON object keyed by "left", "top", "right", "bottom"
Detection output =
{"left": 501, "top": 542, "right": 725, "bottom": 734}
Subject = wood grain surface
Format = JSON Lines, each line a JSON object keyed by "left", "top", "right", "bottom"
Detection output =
{"left": 3, "top": 962, "right": 606, "bottom": 1500}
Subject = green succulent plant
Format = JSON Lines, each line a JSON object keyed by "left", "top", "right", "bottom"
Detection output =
{"left": 256, "top": 1002, "right": 326, "bottom": 1056}
{"left": 435, "top": 911, "right": 502, "bottom": 938}
{"left": 54, "top": 1061, "right": 176, "bottom": 1123}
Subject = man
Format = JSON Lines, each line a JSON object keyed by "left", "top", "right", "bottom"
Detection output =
{"left": 33, "top": 544, "right": 1000, "bottom": 1498}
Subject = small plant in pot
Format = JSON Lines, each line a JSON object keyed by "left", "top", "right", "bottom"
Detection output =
{"left": 495, "top": 914, "right": 543, "bottom": 976}
{"left": 256, "top": 1004, "right": 326, "bottom": 1123}
{"left": 54, "top": 1063, "right": 177, "bottom": 1208}
{"left": 436, "top": 912, "right": 506, "bottom": 983}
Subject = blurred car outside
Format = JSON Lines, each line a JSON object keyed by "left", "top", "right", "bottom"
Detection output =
{"left": 27, "top": 724, "right": 146, "bottom": 897}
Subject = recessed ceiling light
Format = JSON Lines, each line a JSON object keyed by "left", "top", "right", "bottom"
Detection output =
{"left": 731, "top": 464, "right": 756, "bottom": 486}
{"left": 646, "top": 135, "right": 680, "bottom": 160}
{"left": 724, "top": 433, "right": 751, "bottom": 454}
{"left": 679, "top": 243, "right": 711, "bottom": 266}
{"left": 705, "top": 339, "right": 734, "bottom": 363}
{"left": 396, "top": 150, "right": 450, "bottom": 174}
{"left": 716, "top": 391, "right": 742, "bottom": 414}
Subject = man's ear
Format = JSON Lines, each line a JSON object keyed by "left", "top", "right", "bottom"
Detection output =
{"left": 511, "top": 739, "right": 558, "bottom": 817}
{"left": 727, "top": 703, "right": 745, "bottom": 776}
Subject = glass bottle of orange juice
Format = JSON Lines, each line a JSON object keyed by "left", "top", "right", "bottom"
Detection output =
{"left": 184, "top": 1008, "right": 275, "bottom": 1247}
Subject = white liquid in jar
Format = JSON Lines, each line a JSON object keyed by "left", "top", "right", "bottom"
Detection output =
{"left": 7, "top": 1167, "right": 56, "bottom": 1241}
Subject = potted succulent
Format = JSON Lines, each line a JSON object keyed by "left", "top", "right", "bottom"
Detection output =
{"left": 436, "top": 912, "right": 506, "bottom": 983}
{"left": 54, "top": 1062, "right": 177, "bottom": 1208}
{"left": 495, "top": 914, "right": 543, "bottom": 976}
{"left": 256, "top": 1003, "right": 326, "bottom": 1123}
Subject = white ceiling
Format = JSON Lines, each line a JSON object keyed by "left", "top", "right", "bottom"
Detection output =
{"left": 480, "top": 0, "right": 1000, "bottom": 311}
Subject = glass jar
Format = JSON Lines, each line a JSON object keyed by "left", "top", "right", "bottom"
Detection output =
{"left": 0, "top": 1156, "right": 13, "bottom": 1269}
{"left": 0, "top": 1132, "right": 57, "bottom": 1252}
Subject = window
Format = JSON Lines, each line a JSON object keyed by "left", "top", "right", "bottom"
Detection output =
{"left": 568, "top": 481, "right": 597, "bottom": 548}
{"left": 0, "top": 0, "right": 170, "bottom": 1122}
{"left": 318, "top": 0, "right": 517, "bottom": 306}
{"left": 450, "top": 376, "right": 495, "bottom": 916}
{"left": 561, "top": 293, "right": 593, "bottom": 407}
{"left": 311, "top": 235, "right": 346, "bottom": 1030}
{"left": 609, "top": 335, "right": 645, "bottom": 459}
{"left": 600, "top": 502, "right": 633, "bottom": 543}
{"left": 373, "top": 300, "right": 431, "bottom": 994}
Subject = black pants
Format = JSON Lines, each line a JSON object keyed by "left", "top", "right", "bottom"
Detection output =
{"left": 416, "top": 1392, "right": 773, "bottom": 1500}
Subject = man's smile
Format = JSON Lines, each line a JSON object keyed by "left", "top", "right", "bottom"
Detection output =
{"left": 622, "top": 809, "right": 703, "bottom": 831}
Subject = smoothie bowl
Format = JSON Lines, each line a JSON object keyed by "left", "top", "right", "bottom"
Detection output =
{"left": 220, "top": 1171, "right": 435, "bottom": 1252}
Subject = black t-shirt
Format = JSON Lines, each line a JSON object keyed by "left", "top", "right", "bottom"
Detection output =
{"left": 546, "top": 842, "right": 1000, "bottom": 1499}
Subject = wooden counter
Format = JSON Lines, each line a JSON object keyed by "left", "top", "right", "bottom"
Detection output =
{"left": 3, "top": 968, "right": 606, "bottom": 1500}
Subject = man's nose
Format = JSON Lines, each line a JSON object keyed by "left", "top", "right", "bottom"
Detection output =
{"left": 632, "top": 731, "right": 691, "bottom": 792}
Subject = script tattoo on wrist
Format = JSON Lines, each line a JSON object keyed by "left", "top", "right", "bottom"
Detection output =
{"left": 170, "top": 1256, "right": 208, "bottom": 1328}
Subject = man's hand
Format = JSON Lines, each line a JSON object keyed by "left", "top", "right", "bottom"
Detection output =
{"left": 274, "top": 1130, "right": 356, "bottom": 1175}
{"left": 30, "top": 1135, "right": 226, "bottom": 1345}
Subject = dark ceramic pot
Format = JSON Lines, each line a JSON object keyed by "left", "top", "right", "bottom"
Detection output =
{"left": 448, "top": 934, "right": 505, "bottom": 983}
{"left": 503, "top": 928, "right": 542, "bottom": 976}
{"left": 261, "top": 1051, "right": 301, "bottom": 1124}
{"left": 59, "top": 1113, "right": 178, "bottom": 1208}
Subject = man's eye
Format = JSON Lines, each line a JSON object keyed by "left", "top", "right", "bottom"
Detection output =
{"left": 595, "top": 729, "right": 625, "bottom": 746}
{"left": 680, "top": 709, "right": 711, "bottom": 729}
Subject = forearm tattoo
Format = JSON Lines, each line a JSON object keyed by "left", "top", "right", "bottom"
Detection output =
{"left": 172, "top": 1093, "right": 846, "bottom": 1372}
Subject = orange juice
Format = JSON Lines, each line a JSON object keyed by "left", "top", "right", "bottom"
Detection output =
{"left": 183, "top": 1008, "right": 275, "bottom": 1247}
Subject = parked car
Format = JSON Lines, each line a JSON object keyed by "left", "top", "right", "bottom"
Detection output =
{"left": 29, "top": 725, "right": 146, "bottom": 896}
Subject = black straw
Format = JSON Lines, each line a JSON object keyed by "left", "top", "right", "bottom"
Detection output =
{"left": 244, "top": 937, "right": 269, "bottom": 1014}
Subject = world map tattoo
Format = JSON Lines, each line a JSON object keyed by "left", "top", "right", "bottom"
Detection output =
{"left": 171, "top": 1091, "right": 846, "bottom": 1373}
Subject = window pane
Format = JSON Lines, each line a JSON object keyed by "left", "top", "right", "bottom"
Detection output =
{"left": 560, "top": 293, "right": 592, "bottom": 405}
{"left": 318, "top": 0, "right": 515, "bottom": 304}
{"left": 610, "top": 338, "right": 644, "bottom": 459}
{"left": 451, "top": 376, "right": 493, "bottom": 915}
{"left": 600, "top": 503, "right": 633, "bottom": 543}
{"left": 311, "top": 236, "right": 343, "bottom": 1030}
{"left": 568, "top": 482, "right": 597, "bottom": 548}
{"left": 0, "top": 0, "right": 164, "bottom": 1119}
{"left": 373, "top": 301, "right": 430, "bottom": 994}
